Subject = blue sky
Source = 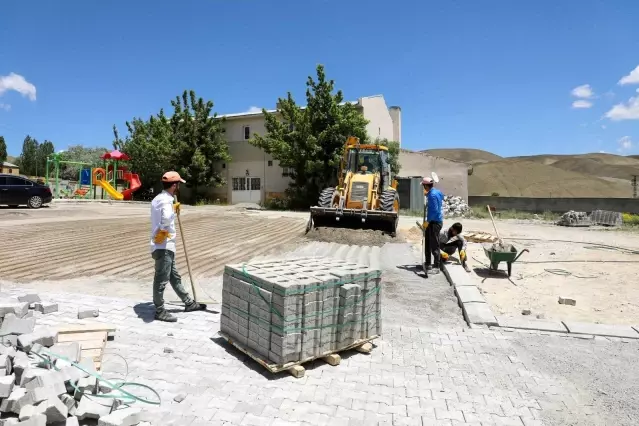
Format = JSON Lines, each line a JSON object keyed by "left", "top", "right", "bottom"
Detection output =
{"left": 1, "top": 0, "right": 638, "bottom": 158}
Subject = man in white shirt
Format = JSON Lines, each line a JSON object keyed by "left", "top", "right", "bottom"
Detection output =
{"left": 150, "top": 171, "right": 205, "bottom": 322}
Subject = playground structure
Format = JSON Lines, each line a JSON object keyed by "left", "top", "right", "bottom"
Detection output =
{"left": 46, "top": 150, "right": 141, "bottom": 201}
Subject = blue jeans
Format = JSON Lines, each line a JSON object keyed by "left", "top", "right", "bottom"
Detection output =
{"left": 152, "top": 249, "right": 193, "bottom": 311}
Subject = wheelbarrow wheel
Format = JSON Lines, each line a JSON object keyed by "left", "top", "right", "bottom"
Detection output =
{"left": 507, "top": 262, "right": 512, "bottom": 277}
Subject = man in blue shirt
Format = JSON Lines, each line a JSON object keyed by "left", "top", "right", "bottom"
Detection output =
{"left": 421, "top": 176, "right": 444, "bottom": 274}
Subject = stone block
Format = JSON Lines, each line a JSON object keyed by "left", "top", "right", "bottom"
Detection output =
{"left": 61, "top": 417, "right": 80, "bottom": 426}
{"left": 0, "top": 301, "right": 29, "bottom": 319}
{"left": 48, "top": 342, "right": 81, "bottom": 364}
{"left": 16, "top": 413, "right": 46, "bottom": 425}
{"left": 26, "top": 387, "right": 58, "bottom": 405}
{"left": 455, "top": 286, "right": 485, "bottom": 304}
{"left": 97, "top": 406, "right": 141, "bottom": 426}
{"left": 562, "top": 321, "right": 639, "bottom": 339}
{"left": 19, "top": 404, "right": 36, "bottom": 421}
{"left": 0, "top": 374, "right": 15, "bottom": 398}
{"left": 23, "top": 371, "right": 66, "bottom": 395}
{"left": 0, "top": 354, "right": 12, "bottom": 375}
{"left": 462, "top": 302, "right": 497, "bottom": 326}
{"left": 0, "top": 387, "right": 31, "bottom": 414}
{"left": 496, "top": 316, "right": 567, "bottom": 333}
{"left": 446, "top": 265, "right": 474, "bottom": 286}
{"left": 18, "top": 295, "right": 41, "bottom": 304}
{"left": 558, "top": 297, "right": 576, "bottom": 306}
{"left": 34, "top": 397, "right": 68, "bottom": 423}
{"left": 59, "top": 394, "right": 76, "bottom": 412}
{"left": 77, "top": 309, "right": 99, "bottom": 319}
{"left": 33, "top": 303, "right": 58, "bottom": 315}
{"left": 75, "top": 396, "right": 113, "bottom": 420}
{"left": 11, "top": 353, "right": 30, "bottom": 384}
{"left": 0, "top": 314, "right": 36, "bottom": 336}
{"left": 17, "top": 328, "right": 58, "bottom": 352}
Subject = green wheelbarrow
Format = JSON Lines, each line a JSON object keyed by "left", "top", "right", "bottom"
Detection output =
{"left": 483, "top": 244, "right": 529, "bottom": 277}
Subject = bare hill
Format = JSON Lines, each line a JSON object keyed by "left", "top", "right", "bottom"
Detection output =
{"left": 422, "top": 149, "right": 502, "bottom": 164}
{"left": 470, "top": 160, "right": 632, "bottom": 197}
{"left": 5, "top": 155, "right": 17, "bottom": 164}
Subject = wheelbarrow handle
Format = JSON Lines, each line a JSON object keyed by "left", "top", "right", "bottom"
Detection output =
{"left": 513, "top": 249, "right": 529, "bottom": 262}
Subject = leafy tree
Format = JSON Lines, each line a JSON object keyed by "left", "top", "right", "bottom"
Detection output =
{"left": 36, "top": 140, "right": 55, "bottom": 176}
{"left": 0, "top": 136, "right": 7, "bottom": 165}
{"left": 59, "top": 145, "right": 108, "bottom": 180}
{"left": 169, "top": 90, "right": 230, "bottom": 197}
{"left": 114, "top": 90, "right": 230, "bottom": 201}
{"left": 375, "top": 138, "right": 401, "bottom": 176}
{"left": 18, "top": 135, "right": 39, "bottom": 176}
{"left": 250, "top": 64, "right": 369, "bottom": 207}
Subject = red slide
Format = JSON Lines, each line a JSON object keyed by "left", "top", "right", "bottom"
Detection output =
{"left": 122, "top": 172, "right": 142, "bottom": 201}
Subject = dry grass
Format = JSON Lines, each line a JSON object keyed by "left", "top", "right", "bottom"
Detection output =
{"left": 421, "top": 148, "right": 502, "bottom": 164}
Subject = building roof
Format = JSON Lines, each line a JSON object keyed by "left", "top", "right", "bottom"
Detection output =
{"left": 2, "top": 161, "right": 18, "bottom": 168}
{"left": 214, "top": 98, "right": 369, "bottom": 121}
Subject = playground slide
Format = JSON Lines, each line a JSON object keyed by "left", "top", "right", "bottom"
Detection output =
{"left": 121, "top": 173, "right": 141, "bottom": 201}
{"left": 95, "top": 179, "right": 124, "bottom": 201}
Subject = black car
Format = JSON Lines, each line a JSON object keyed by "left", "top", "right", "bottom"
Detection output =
{"left": 0, "top": 174, "right": 53, "bottom": 208}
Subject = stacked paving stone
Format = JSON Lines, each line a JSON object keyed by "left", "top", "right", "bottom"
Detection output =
{"left": 221, "top": 257, "right": 382, "bottom": 365}
{"left": 0, "top": 294, "right": 143, "bottom": 426}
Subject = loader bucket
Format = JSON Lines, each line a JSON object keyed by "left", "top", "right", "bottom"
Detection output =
{"left": 309, "top": 206, "right": 399, "bottom": 236}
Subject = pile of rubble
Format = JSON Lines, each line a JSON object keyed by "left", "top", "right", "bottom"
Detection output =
{"left": 442, "top": 195, "right": 471, "bottom": 218}
{"left": 557, "top": 210, "right": 591, "bottom": 227}
{"left": 0, "top": 294, "right": 146, "bottom": 426}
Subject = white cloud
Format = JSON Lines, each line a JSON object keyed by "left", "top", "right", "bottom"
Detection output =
{"left": 617, "top": 136, "right": 632, "bottom": 152}
{"left": 605, "top": 96, "right": 639, "bottom": 121}
{"left": 619, "top": 65, "right": 639, "bottom": 85}
{"left": 245, "top": 106, "right": 261, "bottom": 113}
{"left": 0, "top": 103, "right": 10, "bottom": 111}
{"left": 571, "top": 84, "right": 594, "bottom": 99}
{"left": 572, "top": 100, "right": 593, "bottom": 109}
{"left": 0, "top": 73, "right": 36, "bottom": 101}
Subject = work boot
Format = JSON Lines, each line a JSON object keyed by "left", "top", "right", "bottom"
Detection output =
{"left": 155, "top": 309, "right": 177, "bottom": 323}
{"left": 185, "top": 301, "right": 207, "bottom": 312}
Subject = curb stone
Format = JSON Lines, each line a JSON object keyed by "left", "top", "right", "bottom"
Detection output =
{"left": 444, "top": 264, "right": 639, "bottom": 340}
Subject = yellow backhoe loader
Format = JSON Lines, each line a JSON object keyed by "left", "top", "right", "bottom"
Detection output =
{"left": 308, "top": 136, "right": 400, "bottom": 236}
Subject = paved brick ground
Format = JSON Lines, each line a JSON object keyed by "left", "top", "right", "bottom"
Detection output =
{"left": 8, "top": 287, "right": 629, "bottom": 426}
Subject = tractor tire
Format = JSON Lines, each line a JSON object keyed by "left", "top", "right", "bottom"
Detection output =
{"left": 317, "top": 188, "right": 335, "bottom": 208}
{"left": 380, "top": 190, "right": 400, "bottom": 236}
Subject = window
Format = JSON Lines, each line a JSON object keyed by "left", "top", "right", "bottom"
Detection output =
{"left": 243, "top": 126, "right": 250, "bottom": 140}
{"left": 222, "top": 163, "right": 226, "bottom": 169}
{"left": 250, "top": 177, "right": 260, "bottom": 190}
{"left": 232, "top": 177, "right": 246, "bottom": 191}
{"left": 7, "top": 177, "right": 31, "bottom": 186}
{"left": 267, "top": 160, "right": 273, "bottom": 167}
{"left": 282, "top": 167, "right": 291, "bottom": 177}
{"left": 0, "top": 177, "right": 6, "bottom": 185}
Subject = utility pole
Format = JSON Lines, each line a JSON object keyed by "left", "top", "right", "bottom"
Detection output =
{"left": 632, "top": 175, "right": 638, "bottom": 199}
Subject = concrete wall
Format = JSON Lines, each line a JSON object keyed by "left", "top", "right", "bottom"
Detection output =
{"left": 358, "top": 95, "right": 396, "bottom": 143}
{"left": 398, "top": 150, "right": 470, "bottom": 200}
{"left": 468, "top": 196, "right": 639, "bottom": 214}
{"left": 388, "top": 106, "right": 401, "bottom": 147}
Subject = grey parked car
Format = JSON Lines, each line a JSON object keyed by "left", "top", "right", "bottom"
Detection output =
{"left": 0, "top": 174, "right": 53, "bottom": 208}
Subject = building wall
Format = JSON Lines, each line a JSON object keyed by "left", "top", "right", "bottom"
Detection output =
{"left": 1, "top": 164, "right": 19, "bottom": 175}
{"left": 469, "top": 196, "right": 639, "bottom": 214}
{"left": 397, "top": 150, "right": 470, "bottom": 200}
{"left": 359, "top": 95, "right": 396, "bottom": 143}
{"left": 388, "top": 107, "right": 402, "bottom": 147}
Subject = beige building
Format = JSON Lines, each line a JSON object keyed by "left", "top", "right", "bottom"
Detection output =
{"left": 206, "top": 95, "right": 402, "bottom": 204}
{"left": 1, "top": 161, "right": 19, "bottom": 175}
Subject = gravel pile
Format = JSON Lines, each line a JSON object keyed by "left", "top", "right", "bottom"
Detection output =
{"left": 0, "top": 294, "right": 147, "bottom": 426}
{"left": 443, "top": 195, "right": 471, "bottom": 218}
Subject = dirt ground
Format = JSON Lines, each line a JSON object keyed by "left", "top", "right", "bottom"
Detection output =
{"left": 406, "top": 218, "right": 639, "bottom": 325}
{"left": 305, "top": 226, "right": 405, "bottom": 246}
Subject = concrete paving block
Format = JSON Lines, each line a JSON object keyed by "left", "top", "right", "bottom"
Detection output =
{"left": 496, "top": 316, "right": 568, "bottom": 333}
{"left": 75, "top": 396, "right": 113, "bottom": 420}
{"left": 0, "top": 374, "right": 15, "bottom": 398}
{"left": 0, "top": 354, "right": 12, "bottom": 374}
{"left": 34, "top": 397, "right": 68, "bottom": 423}
{"left": 26, "top": 387, "right": 58, "bottom": 405}
{"left": 19, "top": 404, "right": 36, "bottom": 421}
{"left": 47, "top": 342, "right": 81, "bottom": 365}
{"left": 446, "top": 266, "right": 475, "bottom": 287}
{"left": 462, "top": 302, "right": 497, "bottom": 326}
{"left": 15, "top": 413, "right": 45, "bottom": 425}
{"left": 59, "top": 394, "right": 76, "bottom": 413}
{"left": 33, "top": 303, "right": 58, "bottom": 315}
{"left": 17, "top": 328, "right": 58, "bottom": 352}
{"left": 18, "top": 295, "right": 41, "bottom": 305}
{"left": 0, "top": 314, "right": 36, "bottom": 336}
{"left": 61, "top": 417, "right": 80, "bottom": 426}
{"left": 562, "top": 321, "right": 639, "bottom": 339}
{"left": 97, "top": 406, "right": 141, "bottom": 426}
{"left": 455, "top": 286, "right": 485, "bottom": 304}
{"left": 77, "top": 308, "right": 99, "bottom": 319}
{"left": 0, "top": 301, "right": 29, "bottom": 319}
{"left": 23, "top": 371, "right": 66, "bottom": 395}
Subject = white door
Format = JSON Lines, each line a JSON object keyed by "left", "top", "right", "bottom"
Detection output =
{"left": 231, "top": 177, "right": 262, "bottom": 204}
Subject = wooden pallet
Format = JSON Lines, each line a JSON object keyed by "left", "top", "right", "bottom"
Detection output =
{"left": 218, "top": 331, "right": 377, "bottom": 378}
{"left": 56, "top": 324, "right": 116, "bottom": 371}
{"left": 464, "top": 231, "right": 498, "bottom": 243}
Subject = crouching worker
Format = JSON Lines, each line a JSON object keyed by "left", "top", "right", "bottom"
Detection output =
{"left": 439, "top": 222, "right": 467, "bottom": 267}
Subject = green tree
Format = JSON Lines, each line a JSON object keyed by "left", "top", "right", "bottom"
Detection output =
{"left": 0, "top": 136, "right": 7, "bottom": 165}
{"left": 374, "top": 138, "right": 401, "bottom": 176}
{"left": 18, "top": 135, "right": 39, "bottom": 176}
{"left": 170, "top": 90, "right": 230, "bottom": 197}
{"left": 250, "top": 64, "right": 369, "bottom": 207}
{"left": 36, "top": 140, "right": 55, "bottom": 177}
{"left": 114, "top": 90, "right": 230, "bottom": 201}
